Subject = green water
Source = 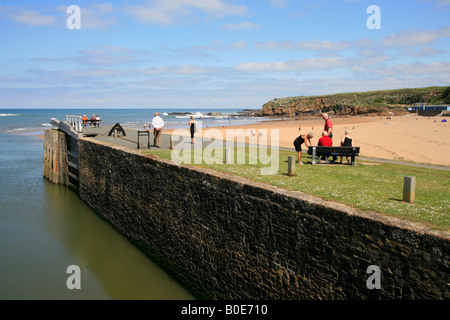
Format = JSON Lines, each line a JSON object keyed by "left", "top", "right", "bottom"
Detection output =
{"left": 0, "top": 131, "right": 193, "bottom": 300}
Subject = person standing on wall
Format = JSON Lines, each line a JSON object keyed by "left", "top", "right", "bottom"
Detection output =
{"left": 152, "top": 112, "right": 164, "bottom": 148}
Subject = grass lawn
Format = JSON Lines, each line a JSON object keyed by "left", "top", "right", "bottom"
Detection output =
{"left": 143, "top": 147, "right": 450, "bottom": 231}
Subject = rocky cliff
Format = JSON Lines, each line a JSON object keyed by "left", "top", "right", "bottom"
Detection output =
{"left": 254, "top": 86, "right": 450, "bottom": 117}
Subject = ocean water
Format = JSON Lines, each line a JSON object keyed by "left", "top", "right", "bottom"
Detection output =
{"left": 0, "top": 108, "right": 261, "bottom": 134}
{"left": 0, "top": 108, "right": 263, "bottom": 300}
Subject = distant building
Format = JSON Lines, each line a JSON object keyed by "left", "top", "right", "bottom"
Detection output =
{"left": 408, "top": 103, "right": 450, "bottom": 111}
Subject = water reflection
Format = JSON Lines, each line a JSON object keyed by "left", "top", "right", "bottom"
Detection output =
{"left": 42, "top": 181, "right": 194, "bottom": 300}
{"left": 0, "top": 131, "right": 193, "bottom": 300}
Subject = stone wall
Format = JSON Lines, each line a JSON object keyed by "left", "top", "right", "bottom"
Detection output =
{"left": 78, "top": 137, "right": 450, "bottom": 300}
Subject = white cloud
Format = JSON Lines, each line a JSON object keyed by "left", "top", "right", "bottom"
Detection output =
{"left": 77, "top": 3, "right": 118, "bottom": 30}
{"left": 400, "top": 47, "right": 445, "bottom": 57}
{"left": 222, "top": 22, "right": 260, "bottom": 30}
{"left": 169, "top": 64, "right": 220, "bottom": 75}
{"left": 31, "top": 46, "right": 144, "bottom": 67}
{"left": 3, "top": 4, "right": 119, "bottom": 29}
{"left": 439, "top": 0, "right": 450, "bottom": 4}
{"left": 353, "top": 61, "right": 450, "bottom": 78}
{"left": 380, "top": 27, "right": 450, "bottom": 47}
{"left": 269, "top": 0, "right": 289, "bottom": 8}
{"left": 255, "top": 40, "right": 352, "bottom": 51}
{"left": 233, "top": 56, "right": 348, "bottom": 73}
{"left": 391, "top": 61, "right": 450, "bottom": 76}
{"left": 126, "top": 5, "right": 174, "bottom": 25}
{"left": 229, "top": 42, "right": 248, "bottom": 50}
{"left": 9, "top": 10, "right": 56, "bottom": 26}
{"left": 126, "top": 0, "right": 248, "bottom": 25}
{"left": 73, "top": 48, "right": 137, "bottom": 66}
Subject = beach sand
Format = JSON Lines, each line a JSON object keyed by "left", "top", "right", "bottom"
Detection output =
{"left": 166, "top": 114, "right": 450, "bottom": 167}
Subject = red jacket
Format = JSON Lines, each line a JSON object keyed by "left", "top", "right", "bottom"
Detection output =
{"left": 318, "top": 136, "right": 333, "bottom": 147}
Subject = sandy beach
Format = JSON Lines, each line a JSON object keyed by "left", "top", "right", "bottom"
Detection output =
{"left": 166, "top": 114, "right": 450, "bottom": 167}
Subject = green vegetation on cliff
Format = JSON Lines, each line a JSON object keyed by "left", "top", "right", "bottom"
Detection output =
{"left": 256, "top": 86, "right": 450, "bottom": 117}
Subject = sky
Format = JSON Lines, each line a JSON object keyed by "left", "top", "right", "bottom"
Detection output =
{"left": 0, "top": 0, "right": 449, "bottom": 109}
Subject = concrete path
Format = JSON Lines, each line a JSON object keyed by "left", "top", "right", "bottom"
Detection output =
{"left": 82, "top": 126, "right": 173, "bottom": 150}
{"left": 357, "top": 156, "right": 450, "bottom": 171}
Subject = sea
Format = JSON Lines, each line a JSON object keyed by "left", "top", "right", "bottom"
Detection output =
{"left": 0, "top": 108, "right": 266, "bottom": 300}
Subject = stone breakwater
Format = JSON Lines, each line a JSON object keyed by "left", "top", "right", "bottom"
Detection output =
{"left": 68, "top": 134, "right": 449, "bottom": 300}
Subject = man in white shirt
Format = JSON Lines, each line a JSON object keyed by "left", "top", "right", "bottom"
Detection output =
{"left": 152, "top": 112, "right": 164, "bottom": 148}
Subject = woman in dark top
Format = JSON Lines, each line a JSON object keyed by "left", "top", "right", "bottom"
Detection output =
{"left": 340, "top": 130, "right": 353, "bottom": 164}
{"left": 189, "top": 116, "right": 197, "bottom": 144}
{"left": 293, "top": 132, "right": 314, "bottom": 165}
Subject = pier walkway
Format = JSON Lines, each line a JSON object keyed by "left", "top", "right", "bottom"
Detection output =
{"left": 81, "top": 126, "right": 173, "bottom": 150}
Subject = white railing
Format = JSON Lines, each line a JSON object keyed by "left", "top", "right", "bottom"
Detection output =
{"left": 66, "top": 115, "right": 83, "bottom": 133}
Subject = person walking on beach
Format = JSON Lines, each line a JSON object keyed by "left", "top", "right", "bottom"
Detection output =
{"left": 189, "top": 116, "right": 197, "bottom": 144}
{"left": 293, "top": 132, "right": 314, "bottom": 165}
{"left": 152, "top": 112, "right": 164, "bottom": 148}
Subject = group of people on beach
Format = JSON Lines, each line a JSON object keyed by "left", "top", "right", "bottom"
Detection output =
{"left": 294, "top": 113, "right": 353, "bottom": 165}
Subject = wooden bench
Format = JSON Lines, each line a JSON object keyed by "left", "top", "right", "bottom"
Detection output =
{"left": 82, "top": 119, "right": 101, "bottom": 127}
{"left": 307, "top": 146, "right": 360, "bottom": 166}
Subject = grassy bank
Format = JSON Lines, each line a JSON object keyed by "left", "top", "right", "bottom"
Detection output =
{"left": 144, "top": 147, "right": 450, "bottom": 231}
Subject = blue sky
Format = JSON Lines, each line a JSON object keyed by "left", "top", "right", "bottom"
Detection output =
{"left": 0, "top": 0, "right": 449, "bottom": 109}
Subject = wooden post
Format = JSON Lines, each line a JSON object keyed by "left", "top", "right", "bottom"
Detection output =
{"left": 311, "top": 147, "right": 316, "bottom": 165}
{"left": 225, "top": 148, "right": 232, "bottom": 164}
{"left": 288, "top": 156, "right": 296, "bottom": 176}
{"left": 169, "top": 137, "right": 174, "bottom": 150}
{"left": 403, "top": 176, "right": 416, "bottom": 203}
{"left": 137, "top": 131, "right": 140, "bottom": 149}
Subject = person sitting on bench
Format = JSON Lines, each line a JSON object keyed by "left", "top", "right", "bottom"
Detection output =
{"left": 82, "top": 115, "right": 88, "bottom": 127}
{"left": 317, "top": 131, "right": 333, "bottom": 163}
{"left": 90, "top": 114, "right": 96, "bottom": 127}
{"left": 340, "top": 130, "right": 353, "bottom": 164}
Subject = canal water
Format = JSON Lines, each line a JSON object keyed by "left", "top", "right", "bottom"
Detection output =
{"left": 0, "top": 110, "right": 205, "bottom": 299}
